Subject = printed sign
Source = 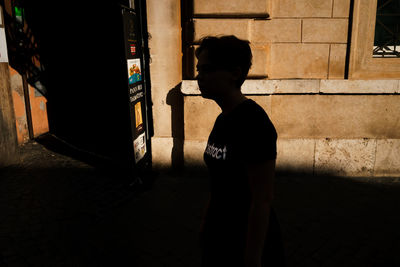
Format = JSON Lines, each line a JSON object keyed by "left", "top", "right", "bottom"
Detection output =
{"left": 133, "top": 132, "right": 147, "bottom": 163}
{"left": 126, "top": 15, "right": 136, "bottom": 42}
{"left": 129, "top": 84, "right": 144, "bottom": 103}
{"left": 130, "top": 43, "right": 136, "bottom": 56}
{"left": 134, "top": 101, "right": 143, "bottom": 130}
{"left": 127, "top": 58, "right": 142, "bottom": 84}
{"left": 0, "top": 28, "right": 8, "bottom": 62}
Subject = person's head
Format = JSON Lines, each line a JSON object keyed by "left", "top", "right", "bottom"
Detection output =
{"left": 195, "top": 35, "right": 252, "bottom": 99}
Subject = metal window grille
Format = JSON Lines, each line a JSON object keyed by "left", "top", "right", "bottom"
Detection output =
{"left": 373, "top": 0, "right": 400, "bottom": 58}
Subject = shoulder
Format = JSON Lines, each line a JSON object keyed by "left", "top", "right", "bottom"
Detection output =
{"left": 240, "top": 99, "right": 277, "bottom": 135}
{"left": 232, "top": 100, "right": 278, "bottom": 161}
{"left": 239, "top": 99, "right": 269, "bottom": 120}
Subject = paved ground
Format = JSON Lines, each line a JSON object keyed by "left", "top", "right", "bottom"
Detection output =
{"left": 1, "top": 137, "right": 400, "bottom": 266}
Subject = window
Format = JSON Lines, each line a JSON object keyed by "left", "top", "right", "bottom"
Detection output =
{"left": 349, "top": 0, "right": 400, "bottom": 78}
{"left": 373, "top": 0, "right": 400, "bottom": 58}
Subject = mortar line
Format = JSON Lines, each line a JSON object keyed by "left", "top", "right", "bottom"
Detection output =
{"left": 301, "top": 19, "right": 303, "bottom": 43}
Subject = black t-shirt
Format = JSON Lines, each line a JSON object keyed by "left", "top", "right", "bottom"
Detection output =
{"left": 202, "top": 99, "right": 279, "bottom": 266}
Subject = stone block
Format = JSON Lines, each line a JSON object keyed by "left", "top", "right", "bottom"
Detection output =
{"left": 194, "top": 0, "right": 269, "bottom": 15}
{"left": 315, "top": 139, "right": 376, "bottom": 177}
{"left": 181, "top": 80, "right": 200, "bottom": 95}
{"left": 182, "top": 80, "right": 322, "bottom": 95}
{"left": 329, "top": 44, "right": 347, "bottom": 79}
{"left": 241, "top": 79, "right": 321, "bottom": 94}
{"left": 242, "top": 80, "right": 275, "bottom": 94}
{"left": 248, "top": 45, "right": 269, "bottom": 77}
{"left": 151, "top": 90, "right": 172, "bottom": 137}
{"left": 251, "top": 19, "right": 301, "bottom": 43}
{"left": 194, "top": 19, "right": 250, "bottom": 41}
{"left": 333, "top": 0, "right": 350, "bottom": 17}
{"left": 374, "top": 139, "right": 400, "bottom": 177}
{"left": 151, "top": 137, "right": 173, "bottom": 169}
{"left": 184, "top": 96, "right": 221, "bottom": 140}
{"left": 273, "top": 79, "right": 320, "bottom": 94}
{"left": 242, "top": 80, "right": 276, "bottom": 94}
{"left": 302, "top": 19, "right": 348, "bottom": 43}
{"left": 270, "top": 95, "right": 400, "bottom": 139}
{"left": 269, "top": 44, "right": 329, "bottom": 79}
{"left": 184, "top": 140, "right": 207, "bottom": 168}
{"left": 276, "top": 139, "right": 315, "bottom": 173}
{"left": 271, "top": 0, "right": 333, "bottom": 18}
{"left": 147, "top": 0, "right": 182, "bottom": 139}
{"left": 320, "top": 80, "right": 399, "bottom": 93}
{"left": 247, "top": 95, "right": 272, "bottom": 115}
{"left": 181, "top": 80, "right": 276, "bottom": 95}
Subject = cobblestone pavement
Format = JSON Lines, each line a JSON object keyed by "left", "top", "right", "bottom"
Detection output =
{"left": 1, "top": 139, "right": 400, "bottom": 266}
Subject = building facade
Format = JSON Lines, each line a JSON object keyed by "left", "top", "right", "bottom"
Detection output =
{"left": 148, "top": 0, "right": 400, "bottom": 177}
{"left": 1, "top": 0, "right": 399, "bottom": 176}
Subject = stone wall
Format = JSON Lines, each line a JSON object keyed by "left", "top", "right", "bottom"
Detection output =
{"left": 181, "top": 81, "right": 400, "bottom": 177}
{"left": 175, "top": 0, "right": 400, "bottom": 176}
{"left": 188, "top": 0, "right": 350, "bottom": 79}
{"left": 145, "top": 0, "right": 400, "bottom": 175}
{"left": 147, "top": 0, "right": 183, "bottom": 168}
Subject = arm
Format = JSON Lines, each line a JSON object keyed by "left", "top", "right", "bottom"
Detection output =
{"left": 245, "top": 159, "right": 276, "bottom": 267}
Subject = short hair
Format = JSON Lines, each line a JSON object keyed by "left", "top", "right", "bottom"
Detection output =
{"left": 195, "top": 35, "right": 252, "bottom": 88}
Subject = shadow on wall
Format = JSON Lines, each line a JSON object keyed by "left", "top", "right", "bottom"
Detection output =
{"left": 182, "top": 158, "right": 383, "bottom": 178}
{"left": 166, "top": 83, "right": 184, "bottom": 170}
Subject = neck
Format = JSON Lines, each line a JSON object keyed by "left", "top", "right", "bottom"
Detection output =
{"left": 215, "top": 89, "right": 248, "bottom": 115}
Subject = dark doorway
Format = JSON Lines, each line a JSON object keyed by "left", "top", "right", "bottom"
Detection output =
{"left": 10, "top": 0, "right": 153, "bottom": 170}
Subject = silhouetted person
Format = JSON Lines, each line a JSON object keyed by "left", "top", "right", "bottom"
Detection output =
{"left": 196, "top": 36, "right": 285, "bottom": 267}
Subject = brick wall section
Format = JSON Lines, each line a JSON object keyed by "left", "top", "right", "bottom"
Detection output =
{"left": 0, "top": 6, "right": 18, "bottom": 166}
{"left": 191, "top": 0, "right": 350, "bottom": 79}
{"left": 0, "top": 63, "right": 18, "bottom": 166}
{"left": 9, "top": 67, "right": 49, "bottom": 143}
